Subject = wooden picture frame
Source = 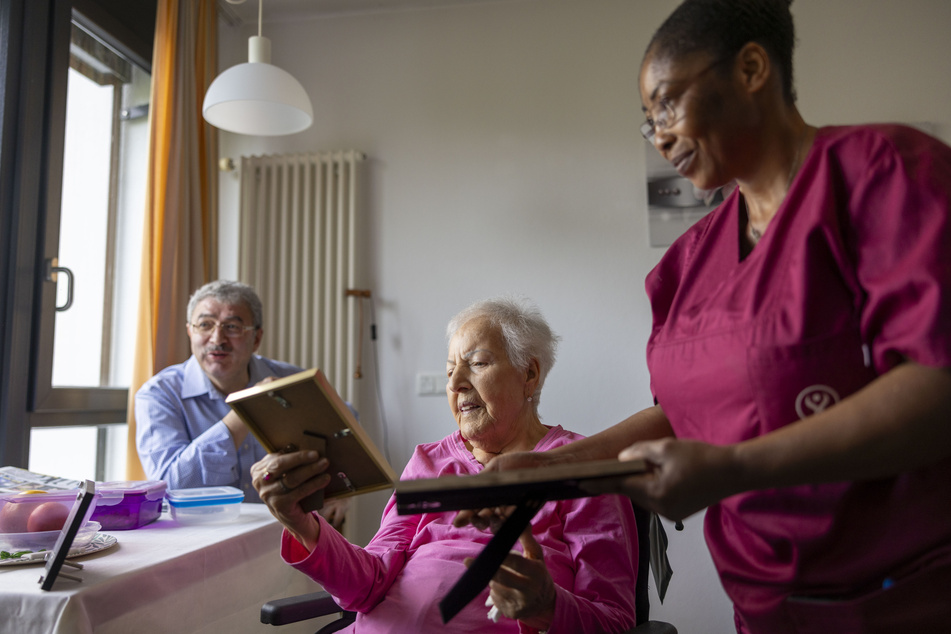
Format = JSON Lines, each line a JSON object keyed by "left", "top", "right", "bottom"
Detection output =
{"left": 227, "top": 368, "right": 397, "bottom": 511}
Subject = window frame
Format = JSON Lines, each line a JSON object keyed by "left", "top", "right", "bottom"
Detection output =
{"left": 32, "top": 17, "right": 147, "bottom": 427}
{"left": 0, "top": 0, "right": 155, "bottom": 468}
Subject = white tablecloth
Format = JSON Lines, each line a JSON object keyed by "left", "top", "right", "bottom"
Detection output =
{"left": 0, "top": 504, "right": 337, "bottom": 634}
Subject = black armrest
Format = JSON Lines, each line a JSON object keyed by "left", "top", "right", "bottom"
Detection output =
{"left": 261, "top": 587, "right": 674, "bottom": 632}
{"left": 630, "top": 620, "right": 678, "bottom": 634}
{"left": 261, "top": 590, "right": 343, "bottom": 625}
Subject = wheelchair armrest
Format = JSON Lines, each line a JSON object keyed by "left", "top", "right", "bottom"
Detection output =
{"left": 630, "top": 620, "right": 678, "bottom": 634}
{"left": 261, "top": 590, "right": 344, "bottom": 625}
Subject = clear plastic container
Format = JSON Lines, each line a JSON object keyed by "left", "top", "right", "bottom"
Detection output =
{"left": 0, "top": 521, "right": 100, "bottom": 553}
{"left": 165, "top": 486, "right": 244, "bottom": 525}
{"left": 90, "top": 480, "right": 167, "bottom": 530}
{"left": 0, "top": 489, "right": 105, "bottom": 552}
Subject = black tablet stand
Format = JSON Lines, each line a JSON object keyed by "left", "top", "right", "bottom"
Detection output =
{"left": 38, "top": 479, "right": 96, "bottom": 591}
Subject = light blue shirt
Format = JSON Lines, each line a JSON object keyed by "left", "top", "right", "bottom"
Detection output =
{"left": 135, "top": 355, "right": 303, "bottom": 502}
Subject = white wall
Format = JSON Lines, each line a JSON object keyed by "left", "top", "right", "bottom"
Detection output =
{"left": 213, "top": 1, "right": 951, "bottom": 631}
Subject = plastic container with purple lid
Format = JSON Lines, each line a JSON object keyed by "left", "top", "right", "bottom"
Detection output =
{"left": 90, "top": 480, "right": 167, "bottom": 530}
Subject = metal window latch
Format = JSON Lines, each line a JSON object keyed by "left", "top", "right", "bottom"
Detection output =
{"left": 44, "top": 258, "right": 75, "bottom": 312}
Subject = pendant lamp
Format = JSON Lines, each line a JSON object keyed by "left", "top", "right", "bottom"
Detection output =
{"left": 202, "top": 0, "right": 313, "bottom": 136}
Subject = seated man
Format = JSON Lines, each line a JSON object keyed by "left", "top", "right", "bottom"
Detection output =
{"left": 135, "top": 280, "right": 302, "bottom": 502}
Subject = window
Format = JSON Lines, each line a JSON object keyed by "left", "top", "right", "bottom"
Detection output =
{"left": 0, "top": 0, "right": 153, "bottom": 479}
{"left": 49, "top": 22, "right": 149, "bottom": 391}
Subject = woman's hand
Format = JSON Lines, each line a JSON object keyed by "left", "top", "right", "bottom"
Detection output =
{"left": 585, "top": 437, "right": 739, "bottom": 521}
{"left": 251, "top": 449, "right": 333, "bottom": 550}
{"left": 482, "top": 530, "right": 556, "bottom": 630}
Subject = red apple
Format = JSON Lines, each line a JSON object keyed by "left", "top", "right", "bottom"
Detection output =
{"left": 27, "top": 501, "right": 70, "bottom": 532}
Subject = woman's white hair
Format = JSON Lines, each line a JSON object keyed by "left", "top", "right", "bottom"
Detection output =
{"left": 446, "top": 296, "right": 560, "bottom": 409}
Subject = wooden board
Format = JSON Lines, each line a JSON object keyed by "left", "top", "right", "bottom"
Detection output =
{"left": 395, "top": 458, "right": 647, "bottom": 514}
{"left": 226, "top": 368, "right": 396, "bottom": 510}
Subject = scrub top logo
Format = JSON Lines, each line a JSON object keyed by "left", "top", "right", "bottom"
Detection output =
{"left": 795, "top": 385, "right": 841, "bottom": 419}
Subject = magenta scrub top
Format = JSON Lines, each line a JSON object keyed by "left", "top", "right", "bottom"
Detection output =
{"left": 646, "top": 125, "right": 951, "bottom": 632}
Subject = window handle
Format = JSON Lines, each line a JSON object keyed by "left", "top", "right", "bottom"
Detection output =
{"left": 44, "top": 258, "right": 75, "bottom": 312}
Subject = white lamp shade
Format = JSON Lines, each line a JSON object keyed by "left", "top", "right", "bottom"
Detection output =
{"left": 202, "top": 61, "right": 313, "bottom": 136}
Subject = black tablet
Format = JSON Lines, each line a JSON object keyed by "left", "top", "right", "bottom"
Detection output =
{"left": 395, "top": 458, "right": 648, "bottom": 515}
{"left": 39, "top": 480, "right": 96, "bottom": 591}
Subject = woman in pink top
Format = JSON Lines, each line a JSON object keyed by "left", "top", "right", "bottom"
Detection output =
{"left": 459, "top": 1, "right": 951, "bottom": 631}
{"left": 252, "top": 296, "right": 639, "bottom": 633}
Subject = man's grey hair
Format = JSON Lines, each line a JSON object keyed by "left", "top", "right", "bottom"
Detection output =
{"left": 446, "top": 296, "right": 560, "bottom": 408}
{"left": 186, "top": 280, "right": 263, "bottom": 328}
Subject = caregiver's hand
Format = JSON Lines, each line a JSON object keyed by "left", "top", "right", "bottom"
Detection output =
{"left": 251, "top": 448, "right": 332, "bottom": 551}
{"left": 584, "top": 437, "right": 739, "bottom": 522}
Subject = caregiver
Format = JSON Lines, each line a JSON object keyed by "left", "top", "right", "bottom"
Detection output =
{"left": 458, "top": 1, "right": 951, "bottom": 631}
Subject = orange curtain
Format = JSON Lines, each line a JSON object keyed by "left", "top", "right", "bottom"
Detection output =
{"left": 126, "top": 0, "right": 218, "bottom": 479}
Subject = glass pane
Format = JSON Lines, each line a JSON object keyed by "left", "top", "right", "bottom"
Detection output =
{"left": 109, "top": 64, "right": 150, "bottom": 388}
{"left": 51, "top": 24, "right": 149, "bottom": 390}
{"left": 28, "top": 427, "right": 99, "bottom": 482}
{"left": 51, "top": 67, "right": 112, "bottom": 387}
{"left": 29, "top": 426, "right": 128, "bottom": 482}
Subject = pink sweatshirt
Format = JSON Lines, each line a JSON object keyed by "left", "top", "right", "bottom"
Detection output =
{"left": 281, "top": 425, "right": 638, "bottom": 633}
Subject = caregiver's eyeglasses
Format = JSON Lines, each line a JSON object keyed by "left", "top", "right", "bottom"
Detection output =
{"left": 640, "top": 57, "right": 730, "bottom": 143}
{"left": 189, "top": 320, "right": 257, "bottom": 336}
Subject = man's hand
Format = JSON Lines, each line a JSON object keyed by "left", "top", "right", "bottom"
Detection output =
{"left": 223, "top": 376, "right": 280, "bottom": 448}
{"left": 320, "top": 497, "right": 350, "bottom": 531}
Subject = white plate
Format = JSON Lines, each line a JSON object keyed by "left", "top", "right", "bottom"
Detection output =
{"left": 0, "top": 532, "right": 118, "bottom": 566}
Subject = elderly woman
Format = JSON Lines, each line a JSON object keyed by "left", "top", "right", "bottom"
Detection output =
{"left": 460, "top": 1, "right": 951, "bottom": 632}
{"left": 252, "top": 296, "right": 638, "bottom": 633}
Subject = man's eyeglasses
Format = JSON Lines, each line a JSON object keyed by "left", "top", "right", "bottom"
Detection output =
{"left": 640, "top": 57, "right": 729, "bottom": 143}
{"left": 189, "top": 320, "right": 257, "bottom": 337}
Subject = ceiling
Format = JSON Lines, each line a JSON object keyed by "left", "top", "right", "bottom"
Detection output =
{"left": 219, "top": 0, "right": 501, "bottom": 23}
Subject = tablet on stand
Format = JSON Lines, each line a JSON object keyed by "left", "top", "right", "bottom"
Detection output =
{"left": 38, "top": 479, "right": 96, "bottom": 591}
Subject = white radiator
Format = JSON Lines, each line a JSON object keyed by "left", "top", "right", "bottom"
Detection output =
{"left": 237, "top": 150, "right": 367, "bottom": 403}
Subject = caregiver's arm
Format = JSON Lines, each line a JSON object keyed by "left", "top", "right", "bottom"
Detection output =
{"left": 553, "top": 403, "right": 675, "bottom": 460}
{"left": 609, "top": 362, "right": 951, "bottom": 521}
{"left": 496, "top": 404, "right": 674, "bottom": 469}
{"left": 734, "top": 362, "right": 951, "bottom": 485}
{"left": 453, "top": 405, "right": 673, "bottom": 529}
